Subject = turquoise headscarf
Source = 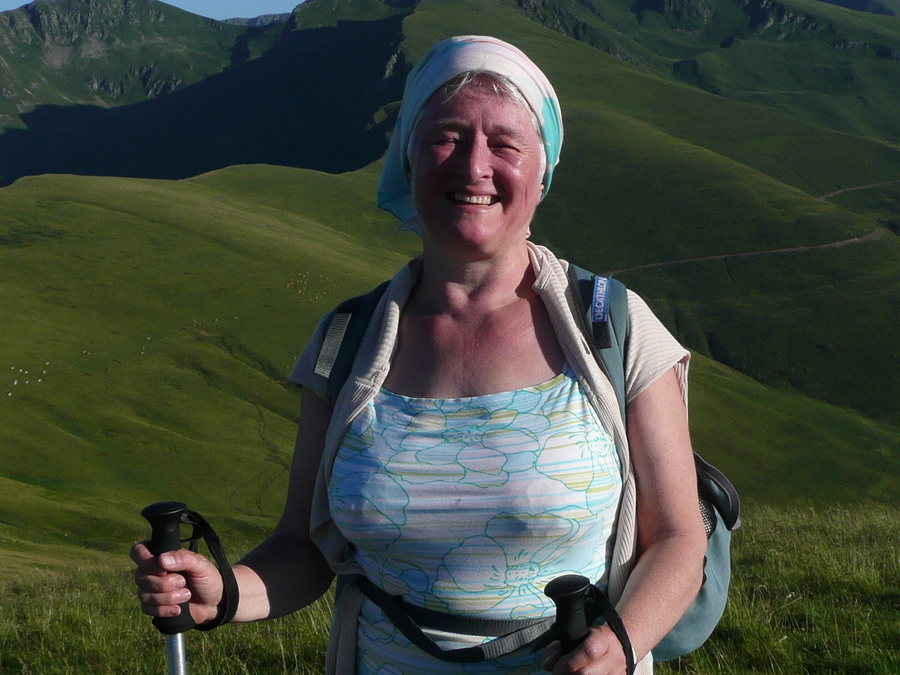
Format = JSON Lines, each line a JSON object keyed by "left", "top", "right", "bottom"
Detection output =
{"left": 376, "top": 35, "right": 564, "bottom": 232}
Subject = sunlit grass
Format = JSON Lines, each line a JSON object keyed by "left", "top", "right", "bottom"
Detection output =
{"left": 2, "top": 501, "right": 897, "bottom": 674}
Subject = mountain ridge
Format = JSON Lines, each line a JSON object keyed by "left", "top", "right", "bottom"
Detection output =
{"left": 221, "top": 13, "right": 292, "bottom": 26}
{"left": 0, "top": 0, "right": 287, "bottom": 128}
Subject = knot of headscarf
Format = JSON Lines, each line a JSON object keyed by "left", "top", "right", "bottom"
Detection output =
{"left": 376, "top": 35, "right": 564, "bottom": 232}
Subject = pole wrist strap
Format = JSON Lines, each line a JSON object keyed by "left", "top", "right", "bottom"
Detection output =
{"left": 585, "top": 585, "right": 636, "bottom": 675}
{"left": 177, "top": 508, "right": 240, "bottom": 631}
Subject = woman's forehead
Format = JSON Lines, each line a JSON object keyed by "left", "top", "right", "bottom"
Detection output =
{"left": 417, "top": 88, "right": 541, "bottom": 138}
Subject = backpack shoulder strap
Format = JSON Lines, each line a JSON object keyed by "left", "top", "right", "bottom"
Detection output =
{"left": 567, "top": 264, "right": 629, "bottom": 421}
{"left": 313, "top": 280, "right": 390, "bottom": 405}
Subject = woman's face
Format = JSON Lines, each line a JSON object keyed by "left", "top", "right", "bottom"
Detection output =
{"left": 409, "top": 85, "right": 545, "bottom": 256}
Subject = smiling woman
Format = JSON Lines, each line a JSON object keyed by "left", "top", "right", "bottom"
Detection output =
{"left": 130, "top": 34, "right": 708, "bottom": 675}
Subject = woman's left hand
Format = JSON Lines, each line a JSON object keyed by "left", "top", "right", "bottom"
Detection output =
{"left": 542, "top": 626, "right": 628, "bottom": 674}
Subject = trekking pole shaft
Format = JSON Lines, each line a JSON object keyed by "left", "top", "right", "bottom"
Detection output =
{"left": 166, "top": 634, "right": 189, "bottom": 675}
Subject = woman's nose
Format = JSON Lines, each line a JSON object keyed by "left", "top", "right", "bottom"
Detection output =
{"left": 456, "top": 139, "right": 492, "bottom": 181}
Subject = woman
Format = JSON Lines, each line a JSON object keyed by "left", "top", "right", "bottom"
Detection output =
{"left": 132, "top": 35, "right": 707, "bottom": 674}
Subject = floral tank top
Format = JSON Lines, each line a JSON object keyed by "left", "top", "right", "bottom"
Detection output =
{"left": 329, "top": 365, "right": 623, "bottom": 674}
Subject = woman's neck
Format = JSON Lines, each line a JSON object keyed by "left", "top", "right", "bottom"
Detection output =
{"left": 415, "top": 241, "right": 535, "bottom": 315}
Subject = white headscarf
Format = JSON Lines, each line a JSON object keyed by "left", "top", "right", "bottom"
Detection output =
{"left": 376, "top": 35, "right": 564, "bottom": 232}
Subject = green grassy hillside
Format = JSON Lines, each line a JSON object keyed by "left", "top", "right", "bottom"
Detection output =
{"left": 1, "top": 166, "right": 896, "bottom": 579}
{"left": 0, "top": 168, "right": 417, "bottom": 575}
{"left": 514, "top": 0, "right": 900, "bottom": 146}
{"left": 0, "top": 1, "right": 411, "bottom": 186}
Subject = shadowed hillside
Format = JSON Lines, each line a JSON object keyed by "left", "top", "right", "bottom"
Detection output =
{"left": 0, "top": 0, "right": 281, "bottom": 124}
{"left": 0, "top": 9, "right": 411, "bottom": 185}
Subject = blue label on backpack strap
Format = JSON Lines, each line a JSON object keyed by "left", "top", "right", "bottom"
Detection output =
{"left": 591, "top": 275, "right": 610, "bottom": 324}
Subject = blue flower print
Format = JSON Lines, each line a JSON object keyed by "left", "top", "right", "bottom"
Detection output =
{"left": 330, "top": 470, "right": 409, "bottom": 551}
{"left": 360, "top": 599, "right": 397, "bottom": 646}
{"left": 373, "top": 561, "right": 444, "bottom": 611}
{"left": 383, "top": 400, "right": 550, "bottom": 488}
{"left": 535, "top": 414, "right": 618, "bottom": 514}
{"left": 436, "top": 511, "right": 580, "bottom": 615}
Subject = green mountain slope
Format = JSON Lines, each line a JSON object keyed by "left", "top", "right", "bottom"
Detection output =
{"left": 1, "top": 167, "right": 896, "bottom": 577}
{"left": 0, "top": 0, "right": 286, "bottom": 129}
{"left": 0, "top": 167, "right": 418, "bottom": 573}
{"left": 514, "top": 0, "right": 900, "bottom": 145}
{"left": 1, "top": 0, "right": 899, "bottom": 574}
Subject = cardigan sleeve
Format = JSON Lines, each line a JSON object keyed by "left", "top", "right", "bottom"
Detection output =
{"left": 624, "top": 290, "right": 691, "bottom": 407}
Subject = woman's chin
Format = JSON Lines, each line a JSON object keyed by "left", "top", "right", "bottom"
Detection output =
{"left": 423, "top": 214, "right": 531, "bottom": 254}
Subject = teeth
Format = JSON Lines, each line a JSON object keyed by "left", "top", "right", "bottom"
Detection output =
{"left": 453, "top": 193, "right": 495, "bottom": 205}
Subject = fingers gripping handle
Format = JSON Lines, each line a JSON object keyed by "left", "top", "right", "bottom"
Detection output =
{"left": 544, "top": 574, "right": 591, "bottom": 654}
{"left": 141, "top": 501, "right": 196, "bottom": 635}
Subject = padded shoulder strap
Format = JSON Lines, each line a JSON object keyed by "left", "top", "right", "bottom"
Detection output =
{"left": 567, "top": 264, "right": 629, "bottom": 421}
{"left": 314, "top": 280, "right": 390, "bottom": 405}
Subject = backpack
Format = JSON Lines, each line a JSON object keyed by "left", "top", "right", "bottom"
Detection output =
{"left": 313, "top": 263, "right": 741, "bottom": 665}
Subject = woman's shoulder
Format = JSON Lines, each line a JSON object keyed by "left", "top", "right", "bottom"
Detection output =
{"left": 288, "top": 259, "right": 423, "bottom": 400}
{"left": 623, "top": 289, "right": 690, "bottom": 404}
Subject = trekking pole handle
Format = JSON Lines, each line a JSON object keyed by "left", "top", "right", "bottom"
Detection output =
{"left": 544, "top": 574, "right": 591, "bottom": 654}
{"left": 141, "top": 501, "right": 197, "bottom": 635}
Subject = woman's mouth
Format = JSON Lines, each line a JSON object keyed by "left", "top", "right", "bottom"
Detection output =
{"left": 451, "top": 193, "right": 498, "bottom": 205}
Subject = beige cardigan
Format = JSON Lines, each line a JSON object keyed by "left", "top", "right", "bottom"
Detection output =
{"left": 290, "top": 242, "right": 690, "bottom": 674}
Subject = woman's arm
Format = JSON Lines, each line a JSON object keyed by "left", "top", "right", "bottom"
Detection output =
{"left": 545, "top": 367, "right": 707, "bottom": 674}
{"left": 132, "top": 387, "right": 336, "bottom": 625}
{"left": 235, "top": 387, "right": 336, "bottom": 620}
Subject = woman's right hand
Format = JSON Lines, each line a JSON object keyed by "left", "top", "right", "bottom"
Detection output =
{"left": 130, "top": 541, "right": 224, "bottom": 625}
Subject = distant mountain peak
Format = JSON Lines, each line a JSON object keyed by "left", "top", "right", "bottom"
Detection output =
{"left": 220, "top": 13, "right": 292, "bottom": 27}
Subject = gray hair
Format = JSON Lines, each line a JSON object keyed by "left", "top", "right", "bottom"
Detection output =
{"left": 410, "top": 70, "right": 548, "bottom": 180}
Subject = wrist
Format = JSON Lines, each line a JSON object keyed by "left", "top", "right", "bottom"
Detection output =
{"left": 195, "top": 566, "right": 239, "bottom": 631}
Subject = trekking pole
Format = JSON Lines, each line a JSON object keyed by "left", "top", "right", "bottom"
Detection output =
{"left": 141, "top": 501, "right": 196, "bottom": 675}
{"left": 544, "top": 574, "right": 591, "bottom": 654}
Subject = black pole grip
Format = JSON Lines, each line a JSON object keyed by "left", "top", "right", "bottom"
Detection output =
{"left": 141, "top": 501, "right": 196, "bottom": 635}
{"left": 545, "top": 574, "right": 591, "bottom": 654}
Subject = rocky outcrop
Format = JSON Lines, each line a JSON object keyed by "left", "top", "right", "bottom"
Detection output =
{"left": 0, "top": 0, "right": 257, "bottom": 121}
{"left": 742, "top": 0, "right": 830, "bottom": 34}
{"left": 21, "top": 0, "right": 170, "bottom": 45}
{"left": 86, "top": 66, "right": 184, "bottom": 98}
{"left": 516, "top": 0, "right": 642, "bottom": 65}
{"left": 221, "top": 13, "right": 292, "bottom": 27}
